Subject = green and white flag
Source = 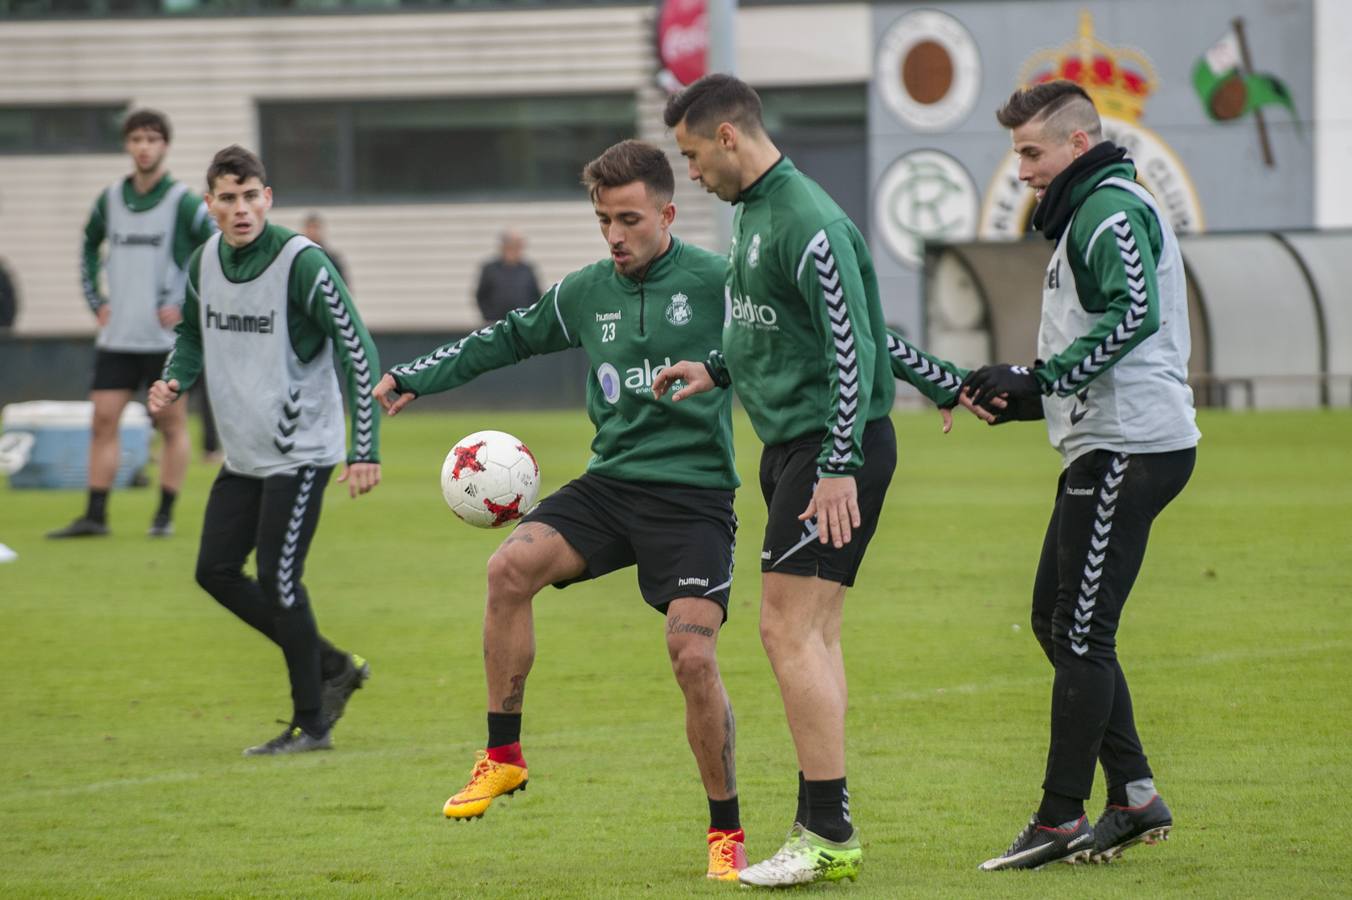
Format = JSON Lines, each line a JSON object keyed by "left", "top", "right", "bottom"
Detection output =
{"left": 1192, "top": 28, "right": 1296, "bottom": 122}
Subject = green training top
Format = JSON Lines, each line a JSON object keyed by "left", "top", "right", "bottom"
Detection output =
{"left": 163, "top": 222, "right": 381, "bottom": 466}
{"left": 713, "top": 157, "right": 896, "bottom": 476}
{"left": 390, "top": 236, "right": 737, "bottom": 491}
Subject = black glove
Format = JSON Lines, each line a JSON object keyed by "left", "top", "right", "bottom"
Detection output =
{"left": 960, "top": 364, "right": 1046, "bottom": 425}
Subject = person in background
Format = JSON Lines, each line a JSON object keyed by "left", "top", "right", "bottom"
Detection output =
{"left": 474, "top": 229, "right": 540, "bottom": 323}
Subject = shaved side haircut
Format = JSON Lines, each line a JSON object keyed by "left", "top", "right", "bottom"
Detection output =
{"left": 996, "top": 80, "right": 1103, "bottom": 141}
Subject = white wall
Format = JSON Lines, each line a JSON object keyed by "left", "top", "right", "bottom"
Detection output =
{"left": 1315, "top": 0, "right": 1352, "bottom": 228}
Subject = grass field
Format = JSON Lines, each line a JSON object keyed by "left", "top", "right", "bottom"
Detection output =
{"left": 1, "top": 407, "right": 1349, "bottom": 898}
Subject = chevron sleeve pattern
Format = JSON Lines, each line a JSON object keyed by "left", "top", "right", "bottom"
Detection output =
{"left": 1037, "top": 207, "right": 1162, "bottom": 397}
{"left": 389, "top": 283, "right": 576, "bottom": 397}
{"left": 796, "top": 224, "right": 875, "bottom": 476}
{"left": 298, "top": 253, "right": 380, "bottom": 464}
{"left": 885, "top": 330, "right": 968, "bottom": 407}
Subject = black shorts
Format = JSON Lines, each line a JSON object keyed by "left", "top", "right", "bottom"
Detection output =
{"left": 759, "top": 416, "right": 897, "bottom": 586}
{"left": 91, "top": 350, "right": 169, "bottom": 393}
{"left": 522, "top": 472, "right": 737, "bottom": 617}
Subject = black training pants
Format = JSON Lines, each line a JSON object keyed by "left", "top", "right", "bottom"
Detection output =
{"left": 195, "top": 465, "right": 335, "bottom": 727}
{"left": 1032, "top": 447, "right": 1195, "bottom": 801}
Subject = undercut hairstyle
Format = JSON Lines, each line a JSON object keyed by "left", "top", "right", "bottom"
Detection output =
{"left": 206, "top": 144, "right": 267, "bottom": 193}
{"left": 662, "top": 72, "right": 765, "bottom": 137}
{"left": 581, "top": 139, "right": 675, "bottom": 204}
{"left": 122, "top": 108, "right": 171, "bottom": 142}
{"left": 996, "top": 80, "right": 1103, "bottom": 141}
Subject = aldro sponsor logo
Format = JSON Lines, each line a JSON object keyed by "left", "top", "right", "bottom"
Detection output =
{"left": 729, "top": 292, "right": 778, "bottom": 330}
{"left": 205, "top": 304, "right": 275, "bottom": 334}
{"left": 596, "top": 357, "right": 684, "bottom": 404}
{"left": 111, "top": 232, "right": 164, "bottom": 247}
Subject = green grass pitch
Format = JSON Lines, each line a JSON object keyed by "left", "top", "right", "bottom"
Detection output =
{"left": 1, "top": 408, "right": 1349, "bottom": 897}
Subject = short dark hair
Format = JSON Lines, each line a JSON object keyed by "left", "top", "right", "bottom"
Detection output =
{"left": 206, "top": 144, "right": 267, "bottom": 193}
{"left": 581, "top": 139, "right": 675, "bottom": 203}
{"left": 662, "top": 72, "right": 764, "bottom": 136}
{"left": 122, "top": 109, "right": 171, "bottom": 142}
{"left": 995, "top": 80, "right": 1095, "bottom": 129}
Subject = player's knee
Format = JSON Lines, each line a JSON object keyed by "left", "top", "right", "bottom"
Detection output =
{"left": 668, "top": 639, "right": 718, "bottom": 688}
{"left": 195, "top": 558, "right": 234, "bottom": 595}
{"left": 758, "top": 611, "right": 803, "bottom": 658}
{"left": 486, "top": 548, "right": 538, "bottom": 603}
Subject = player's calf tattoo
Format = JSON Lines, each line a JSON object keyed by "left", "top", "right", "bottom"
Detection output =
{"left": 667, "top": 614, "right": 715, "bottom": 638}
{"left": 502, "top": 674, "right": 527, "bottom": 711}
{"left": 720, "top": 703, "right": 736, "bottom": 794}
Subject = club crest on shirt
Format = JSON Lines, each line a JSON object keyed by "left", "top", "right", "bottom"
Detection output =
{"left": 665, "top": 292, "right": 692, "bottom": 326}
{"left": 747, "top": 233, "right": 761, "bottom": 268}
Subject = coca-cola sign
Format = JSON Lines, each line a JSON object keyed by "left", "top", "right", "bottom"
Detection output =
{"left": 656, "top": 0, "right": 707, "bottom": 91}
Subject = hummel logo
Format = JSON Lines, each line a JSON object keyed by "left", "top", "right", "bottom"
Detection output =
{"left": 1066, "top": 486, "right": 1095, "bottom": 496}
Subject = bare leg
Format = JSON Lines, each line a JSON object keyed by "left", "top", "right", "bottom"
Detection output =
{"left": 88, "top": 390, "right": 131, "bottom": 490}
{"left": 665, "top": 597, "right": 736, "bottom": 801}
{"left": 482, "top": 522, "right": 585, "bottom": 713}
{"left": 153, "top": 392, "right": 190, "bottom": 493}
{"left": 760, "top": 572, "right": 848, "bottom": 779}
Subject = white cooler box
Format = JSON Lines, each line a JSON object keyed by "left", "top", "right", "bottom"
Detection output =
{"left": 0, "top": 401, "right": 151, "bottom": 489}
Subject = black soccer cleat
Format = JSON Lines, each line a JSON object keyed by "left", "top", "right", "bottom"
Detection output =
{"left": 46, "top": 517, "right": 109, "bottom": 539}
{"left": 980, "top": 814, "right": 1094, "bottom": 871}
{"left": 243, "top": 724, "right": 333, "bottom": 756}
{"left": 1091, "top": 794, "right": 1172, "bottom": 863}
{"left": 320, "top": 653, "right": 370, "bottom": 730}
{"left": 147, "top": 513, "right": 174, "bottom": 537}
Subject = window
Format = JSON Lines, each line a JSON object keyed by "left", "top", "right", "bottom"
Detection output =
{"left": 259, "top": 95, "right": 636, "bottom": 204}
{"left": 758, "top": 85, "right": 870, "bottom": 240}
{"left": 0, "top": 105, "right": 125, "bottom": 154}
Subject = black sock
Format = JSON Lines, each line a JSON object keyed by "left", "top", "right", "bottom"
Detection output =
{"left": 708, "top": 795, "right": 741, "bottom": 832}
{"left": 1037, "top": 790, "right": 1085, "bottom": 826}
{"left": 86, "top": 489, "right": 108, "bottom": 524}
{"left": 487, "top": 712, "right": 522, "bottom": 748}
{"left": 795, "top": 771, "right": 807, "bottom": 825}
{"left": 294, "top": 710, "right": 324, "bottom": 737}
{"left": 156, "top": 488, "right": 177, "bottom": 521}
{"left": 319, "top": 639, "right": 349, "bottom": 680}
{"left": 1106, "top": 782, "right": 1129, "bottom": 807}
{"left": 805, "top": 777, "right": 852, "bottom": 842}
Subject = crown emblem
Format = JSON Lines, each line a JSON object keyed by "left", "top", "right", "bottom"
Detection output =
{"left": 1017, "top": 10, "right": 1156, "bottom": 123}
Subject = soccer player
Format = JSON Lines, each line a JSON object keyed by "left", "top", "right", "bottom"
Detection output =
{"left": 656, "top": 73, "right": 911, "bottom": 887}
{"left": 49, "top": 109, "right": 215, "bottom": 539}
{"left": 148, "top": 145, "right": 381, "bottom": 755}
{"left": 960, "top": 81, "right": 1199, "bottom": 870}
{"left": 371, "top": 140, "right": 748, "bottom": 882}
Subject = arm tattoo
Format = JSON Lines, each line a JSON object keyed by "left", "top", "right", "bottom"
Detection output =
{"left": 667, "top": 614, "right": 715, "bottom": 638}
{"left": 502, "top": 674, "right": 527, "bottom": 712}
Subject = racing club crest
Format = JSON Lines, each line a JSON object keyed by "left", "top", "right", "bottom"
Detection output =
{"left": 747, "top": 233, "right": 761, "bottom": 268}
{"left": 665, "top": 292, "right": 692, "bottom": 326}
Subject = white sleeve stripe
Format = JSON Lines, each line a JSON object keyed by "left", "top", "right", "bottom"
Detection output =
{"left": 1084, "top": 211, "right": 1128, "bottom": 265}
{"left": 551, "top": 275, "right": 570, "bottom": 342}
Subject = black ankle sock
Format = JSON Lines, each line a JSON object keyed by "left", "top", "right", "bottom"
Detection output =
{"left": 319, "top": 642, "right": 348, "bottom": 680}
{"left": 1037, "top": 790, "right": 1084, "bottom": 826}
{"left": 86, "top": 489, "right": 108, "bottom": 524}
{"left": 156, "top": 488, "right": 177, "bottom": 520}
{"left": 795, "top": 771, "right": 807, "bottom": 825}
{"left": 805, "top": 777, "right": 852, "bottom": 842}
{"left": 294, "top": 711, "right": 324, "bottom": 737}
{"left": 487, "top": 712, "right": 522, "bottom": 748}
{"left": 708, "top": 795, "right": 741, "bottom": 832}
{"left": 1106, "top": 783, "right": 1130, "bottom": 807}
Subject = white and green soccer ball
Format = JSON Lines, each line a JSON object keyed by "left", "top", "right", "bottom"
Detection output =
{"left": 440, "top": 430, "right": 540, "bottom": 528}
